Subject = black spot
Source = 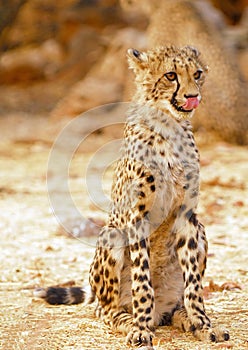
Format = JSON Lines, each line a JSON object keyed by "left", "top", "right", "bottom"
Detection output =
{"left": 131, "top": 242, "right": 139, "bottom": 252}
{"left": 132, "top": 49, "right": 141, "bottom": 58}
{"left": 224, "top": 333, "right": 230, "bottom": 341}
{"left": 145, "top": 307, "right": 151, "bottom": 314}
{"left": 177, "top": 237, "right": 186, "bottom": 250}
{"left": 196, "top": 274, "right": 201, "bottom": 281}
{"left": 195, "top": 305, "right": 206, "bottom": 316}
{"left": 143, "top": 285, "right": 148, "bottom": 291}
{"left": 104, "top": 250, "right": 108, "bottom": 260}
{"left": 186, "top": 173, "right": 193, "bottom": 181}
{"left": 146, "top": 175, "right": 154, "bottom": 183}
{"left": 108, "top": 257, "right": 116, "bottom": 266}
{"left": 179, "top": 204, "right": 186, "bottom": 213}
{"left": 190, "top": 256, "right": 196, "bottom": 264}
{"left": 190, "top": 324, "right": 196, "bottom": 332}
{"left": 107, "top": 286, "right": 113, "bottom": 293}
{"left": 94, "top": 274, "right": 100, "bottom": 283}
{"left": 142, "top": 259, "right": 149, "bottom": 270}
{"left": 150, "top": 185, "right": 156, "bottom": 192}
{"left": 134, "top": 300, "right": 138, "bottom": 308}
{"left": 140, "top": 296, "right": 147, "bottom": 303}
{"left": 104, "top": 269, "right": 109, "bottom": 278}
{"left": 140, "top": 239, "right": 146, "bottom": 249}
{"left": 138, "top": 191, "right": 146, "bottom": 198}
{"left": 189, "top": 292, "right": 197, "bottom": 300}
{"left": 188, "top": 237, "right": 197, "bottom": 250}
{"left": 210, "top": 333, "right": 216, "bottom": 342}
{"left": 185, "top": 208, "right": 193, "bottom": 220}
{"left": 139, "top": 204, "right": 146, "bottom": 211}
{"left": 183, "top": 272, "right": 186, "bottom": 282}
{"left": 139, "top": 316, "right": 146, "bottom": 323}
{"left": 189, "top": 212, "right": 198, "bottom": 226}
{"left": 134, "top": 257, "right": 140, "bottom": 267}
{"left": 99, "top": 286, "right": 104, "bottom": 295}
{"left": 181, "top": 259, "right": 186, "bottom": 265}
{"left": 138, "top": 274, "right": 148, "bottom": 282}
{"left": 94, "top": 261, "right": 99, "bottom": 269}
{"left": 189, "top": 274, "right": 194, "bottom": 283}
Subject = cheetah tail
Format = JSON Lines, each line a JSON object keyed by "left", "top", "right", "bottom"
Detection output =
{"left": 33, "top": 285, "right": 95, "bottom": 305}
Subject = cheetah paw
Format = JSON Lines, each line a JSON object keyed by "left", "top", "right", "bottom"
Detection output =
{"left": 126, "top": 327, "right": 154, "bottom": 347}
{"left": 208, "top": 327, "right": 230, "bottom": 342}
{"left": 194, "top": 326, "right": 229, "bottom": 342}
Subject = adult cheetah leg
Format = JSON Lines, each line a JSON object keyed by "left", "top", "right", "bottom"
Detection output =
{"left": 176, "top": 214, "right": 229, "bottom": 342}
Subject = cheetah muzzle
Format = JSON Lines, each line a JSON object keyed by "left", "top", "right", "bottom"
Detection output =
{"left": 34, "top": 46, "right": 229, "bottom": 348}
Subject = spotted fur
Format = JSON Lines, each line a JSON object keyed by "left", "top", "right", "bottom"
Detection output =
{"left": 36, "top": 46, "right": 229, "bottom": 347}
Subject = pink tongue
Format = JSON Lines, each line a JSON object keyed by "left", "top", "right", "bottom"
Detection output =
{"left": 182, "top": 97, "right": 199, "bottom": 111}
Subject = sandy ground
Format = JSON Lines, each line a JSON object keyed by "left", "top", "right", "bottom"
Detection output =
{"left": 0, "top": 114, "right": 248, "bottom": 350}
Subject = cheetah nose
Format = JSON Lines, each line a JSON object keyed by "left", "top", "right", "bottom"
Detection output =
{"left": 182, "top": 95, "right": 200, "bottom": 110}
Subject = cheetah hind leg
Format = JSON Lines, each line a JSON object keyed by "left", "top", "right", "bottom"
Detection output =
{"left": 172, "top": 306, "right": 230, "bottom": 342}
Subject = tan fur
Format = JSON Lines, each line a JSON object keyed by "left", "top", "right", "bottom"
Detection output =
{"left": 88, "top": 46, "right": 229, "bottom": 346}
{"left": 38, "top": 46, "right": 230, "bottom": 347}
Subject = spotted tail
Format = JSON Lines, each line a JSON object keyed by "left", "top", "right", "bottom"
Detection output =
{"left": 34, "top": 285, "right": 95, "bottom": 305}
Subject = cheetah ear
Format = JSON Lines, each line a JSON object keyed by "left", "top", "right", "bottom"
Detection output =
{"left": 127, "top": 48, "right": 149, "bottom": 70}
{"left": 184, "top": 46, "right": 200, "bottom": 57}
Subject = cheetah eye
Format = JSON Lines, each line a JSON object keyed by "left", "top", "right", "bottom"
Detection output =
{"left": 193, "top": 70, "right": 203, "bottom": 80}
{"left": 164, "top": 72, "right": 177, "bottom": 81}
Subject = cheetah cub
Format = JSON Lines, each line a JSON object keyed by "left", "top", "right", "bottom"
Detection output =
{"left": 36, "top": 46, "right": 229, "bottom": 347}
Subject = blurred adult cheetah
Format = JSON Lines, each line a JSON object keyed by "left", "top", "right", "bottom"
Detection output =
{"left": 121, "top": 0, "right": 248, "bottom": 144}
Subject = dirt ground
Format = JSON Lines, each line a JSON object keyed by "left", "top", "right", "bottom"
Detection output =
{"left": 0, "top": 112, "right": 248, "bottom": 350}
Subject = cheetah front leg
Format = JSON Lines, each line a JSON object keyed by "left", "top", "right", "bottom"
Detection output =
{"left": 175, "top": 214, "right": 229, "bottom": 342}
{"left": 126, "top": 217, "right": 155, "bottom": 347}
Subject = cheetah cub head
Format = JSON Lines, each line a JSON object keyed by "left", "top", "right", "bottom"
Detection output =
{"left": 127, "top": 46, "right": 208, "bottom": 120}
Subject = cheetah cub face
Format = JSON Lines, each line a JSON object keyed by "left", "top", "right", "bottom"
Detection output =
{"left": 127, "top": 46, "right": 208, "bottom": 120}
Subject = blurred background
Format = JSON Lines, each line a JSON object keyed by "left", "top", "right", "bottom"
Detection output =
{"left": 0, "top": 0, "right": 247, "bottom": 125}
{"left": 1, "top": 3, "right": 248, "bottom": 348}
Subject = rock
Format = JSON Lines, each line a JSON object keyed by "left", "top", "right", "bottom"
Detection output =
{"left": 0, "top": 39, "right": 64, "bottom": 84}
{"left": 51, "top": 28, "right": 147, "bottom": 119}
